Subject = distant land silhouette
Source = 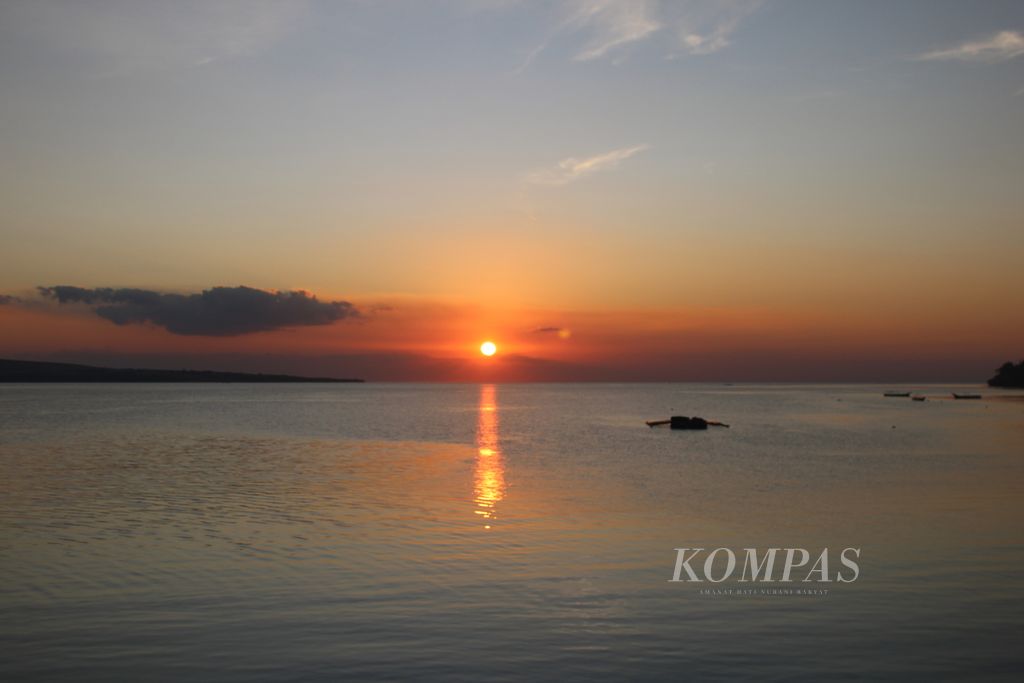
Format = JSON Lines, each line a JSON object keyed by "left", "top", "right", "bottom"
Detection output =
{"left": 0, "top": 358, "right": 363, "bottom": 383}
{"left": 988, "top": 360, "right": 1024, "bottom": 388}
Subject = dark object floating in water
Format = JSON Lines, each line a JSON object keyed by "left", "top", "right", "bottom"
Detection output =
{"left": 883, "top": 391, "right": 911, "bottom": 397}
{"left": 952, "top": 393, "right": 982, "bottom": 400}
{"left": 0, "top": 358, "right": 363, "bottom": 383}
{"left": 646, "top": 416, "right": 730, "bottom": 430}
{"left": 988, "top": 360, "right": 1024, "bottom": 388}
{"left": 912, "top": 395, "right": 926, "bottom": 402}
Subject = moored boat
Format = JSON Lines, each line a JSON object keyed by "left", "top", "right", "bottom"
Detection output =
{"left": 646, "top": 416, "right": 730, "bottom": 429}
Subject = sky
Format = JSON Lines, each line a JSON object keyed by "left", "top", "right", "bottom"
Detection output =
{"left": 1, "top": 0, "right": 1022, "bottom": 381}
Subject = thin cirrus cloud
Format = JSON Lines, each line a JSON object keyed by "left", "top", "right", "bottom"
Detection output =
{"left": 916, "top": 30, "right": 1024, "bottom": 63}
{"left": 526, "top": 144, "right": 650, "bottom": 186}
{"left": 37, "top": 285, "right": 358, "bottom": 337}
{"left": 567, "top": 0, "right": 662, "bottom": 62}
{"left": 514, "top": 0, "right": 761, "bottom": 70}
{"left": 671, "top": 0, "right": 763, "bottom": 57}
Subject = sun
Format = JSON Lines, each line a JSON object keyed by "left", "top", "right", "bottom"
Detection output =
{"left": 480, "top": 341, "right": 497, "bottom": 357}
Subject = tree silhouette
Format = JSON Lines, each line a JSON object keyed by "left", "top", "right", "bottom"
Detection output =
{"left": 988, "top": 360, "right": 1024, "bottom": 387}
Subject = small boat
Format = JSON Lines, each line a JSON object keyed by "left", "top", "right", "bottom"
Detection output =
{"left": 952, "top": 393, "right": 982, "bottom": 400}
{"left": 883, "top": 391, "right": 911, "bottom": 397}
{"left": 912, "top": 395, "right": 926, "bottom": 402}
{"left": 646, "top": 416, "right": 730, "bottom": 430}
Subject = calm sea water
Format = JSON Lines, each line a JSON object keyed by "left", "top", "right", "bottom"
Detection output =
{"left": 1, "top": 383, "right": 1022, "bottom": 681}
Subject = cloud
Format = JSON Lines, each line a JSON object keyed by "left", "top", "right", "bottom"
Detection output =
{"left": 0, "top": 295, "right": 19, "bottom": 306}
{"left": 38, "top": 285, "right": 358, "bottom": 336}
{"left": 512, "top": 0, "right": 760, "bottom": 67}
{"left": 567, "top": 0, "right": 662, "bottom": 62}
{"left": 10, "top": 0, "right": 305, "bottom": 73}
{"left": 526, "top": 144, "right": 649, "bottom": 186}
{"left": 917, "top": 30, "right": 1024, "bottom": 63}
{"left": 667, "top": 0, "right": 762, "bottom": 56}
{"left": 534, "top": 326, "right": 572, "bottom": 339}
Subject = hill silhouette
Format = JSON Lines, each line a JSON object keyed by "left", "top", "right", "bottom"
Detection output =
{"left": 0, "top": 358, "right": 362, "bottom": 383}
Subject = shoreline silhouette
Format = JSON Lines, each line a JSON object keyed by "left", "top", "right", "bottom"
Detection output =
{"left": 0, "top": 358, "right": 363, "bottom": 383}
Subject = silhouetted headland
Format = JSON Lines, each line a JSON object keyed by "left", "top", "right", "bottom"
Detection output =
{"left": 988, "top": 360, "right": 1024, "bottom": 388}
{"left": 0, "top": 358, "right": 363, "bottom": 383}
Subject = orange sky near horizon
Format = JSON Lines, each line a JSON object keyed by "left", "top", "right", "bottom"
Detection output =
{"left": 2, "top": 289, "right": 1019, "bottom": 382}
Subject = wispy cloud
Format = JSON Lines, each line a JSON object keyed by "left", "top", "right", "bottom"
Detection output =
{"left": 917, "top": 30, "right": 1024, "bottom": 63}
{"left": 534, "top": 326, "right": 572, "bottom": 339}
{"left": 567, "top": 0, "right": 662, "bottom": 62}
{"left": 669, "top": 0, "right": 762, "bottom": 56}
{"left": 526, "top": 144, "right": 650, "bottom": 186}
{"left": 511, "top": 0, "right": 761, "bottom": 69}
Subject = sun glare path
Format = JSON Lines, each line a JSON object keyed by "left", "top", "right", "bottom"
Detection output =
{"left": 474, "top": 384, "right": 505, "bottom": 529}
{"left": 480, "top": 341, "right": 497, "bottom": 356}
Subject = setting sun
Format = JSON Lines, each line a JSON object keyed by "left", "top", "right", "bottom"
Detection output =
{"left": 480, "top": 341, "right": 497, "bottom": 357}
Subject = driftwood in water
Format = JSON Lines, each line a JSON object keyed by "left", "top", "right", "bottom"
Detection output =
{"left": 646, "top": 415, "right": 730, "bottom": 430}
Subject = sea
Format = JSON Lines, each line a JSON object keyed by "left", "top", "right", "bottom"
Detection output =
{"left": 1, "top": 383, "right": 1022, "bottom": 681}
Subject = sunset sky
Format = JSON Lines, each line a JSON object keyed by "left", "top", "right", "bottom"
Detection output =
{"left": 1, "top": 1, "right": 1022, "bottom": 381}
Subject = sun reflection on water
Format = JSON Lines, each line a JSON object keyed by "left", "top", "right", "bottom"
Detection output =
{"left": 474, "top": 384, "right": 505, "bottom": 529}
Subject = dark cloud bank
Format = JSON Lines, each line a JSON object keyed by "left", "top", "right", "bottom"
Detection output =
{"left": 39, "top": 285, "right": 358, "bottom": 336}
